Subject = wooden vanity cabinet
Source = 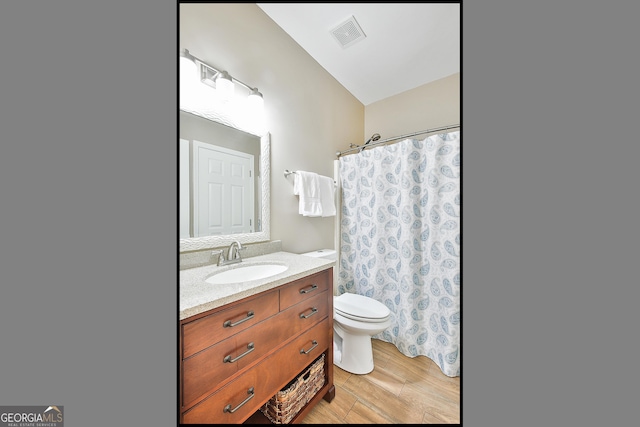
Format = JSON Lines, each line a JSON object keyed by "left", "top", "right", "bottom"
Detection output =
{"left": 180, "top": 267, "right": 335, "bottom": 424}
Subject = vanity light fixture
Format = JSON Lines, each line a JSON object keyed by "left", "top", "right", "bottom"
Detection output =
{"left": 179, "top": 48, "right": 262, "bottom": 107}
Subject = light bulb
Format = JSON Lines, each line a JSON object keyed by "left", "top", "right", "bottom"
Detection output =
{"left": 216, "top": 71, "right": 234, "bottom": 101}
{"left": 180, "top": 50, "right": 199, "bottom": 109}
{"left": 247, "top": 88, "right": 264, "bottom": 110}
{"left": 180, "top": 50, "right": 198, "bottom": 85}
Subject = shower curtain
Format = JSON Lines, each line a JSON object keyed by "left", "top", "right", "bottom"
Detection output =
{"left": 338, "top": 131, "right": 460, "bottom": 377}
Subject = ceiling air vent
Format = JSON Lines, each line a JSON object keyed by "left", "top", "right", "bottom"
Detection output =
{"left": 330, "top": 15, "right": 366, "bottom": 49}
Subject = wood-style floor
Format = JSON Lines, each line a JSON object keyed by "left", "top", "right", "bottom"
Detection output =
{"left": 301, "top": 339, "right": 460, "bottom": 424}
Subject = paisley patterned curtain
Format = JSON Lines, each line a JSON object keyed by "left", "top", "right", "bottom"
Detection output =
{"left": 338, "top": 131, "right": 460, "bottom": 377}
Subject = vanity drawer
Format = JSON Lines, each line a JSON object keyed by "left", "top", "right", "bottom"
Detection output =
{"left": 279, "top": 269, "right": 331, "bottom": 310}
{"left": 182, "top": 317, "right": 331, "bottom": 425}
{"left": 277, "top": 317, "right": 331, "bottom": 377}
{"left": 280, "top": 290, "right": 329, "bottom": 339}
{"left": 182, "top": 334, "right": 240, "bottom": 408}
{"left": 182, "top": 359, "right": 268, "bottom": 424}
{"left": 182, "top": 290, "right": 279, "bottom": 359}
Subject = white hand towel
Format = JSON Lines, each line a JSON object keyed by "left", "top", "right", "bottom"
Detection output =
{"left": 293, "top": 171, "right": 322, "bottom": 217}
{"left": 318, "top": 175, "right": 336, "bottom": 217}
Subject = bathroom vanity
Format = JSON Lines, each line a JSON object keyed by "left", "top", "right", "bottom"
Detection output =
{"left": 179, "top": 252, "right": 335, "bottom": 424}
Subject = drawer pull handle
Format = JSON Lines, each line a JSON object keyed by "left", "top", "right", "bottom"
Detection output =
{"left": 300, "top": 340, "right": 318, "bottom": 355}
{"left": 223, "top": 387, "right": 255, "bottom": 414}
{"left": 223, "top": 342, "right": 255, "bottom": 363}
{"left": 299, "top": 307, "right": 318, "bottom": 319}
{"left": 299, "top": 284, "right": 318, "bottom": 294}
{"left": 223, "top": 311, "right": 254, "bottom": 328}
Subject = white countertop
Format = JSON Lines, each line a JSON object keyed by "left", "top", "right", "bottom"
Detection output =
{"left": 180, "top": 251, "right": 335, "bottom": 320}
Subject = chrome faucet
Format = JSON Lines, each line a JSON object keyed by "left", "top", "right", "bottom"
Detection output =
{"left": 213, "top": 240, "right": 244, "bottom": 266}
{"left": 227, "top": 240, "right": 243, "bottom": 263}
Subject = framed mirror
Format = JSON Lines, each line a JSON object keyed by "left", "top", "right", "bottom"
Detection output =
{"left": 179, "top": 109, "right": 270, "bottom": 252}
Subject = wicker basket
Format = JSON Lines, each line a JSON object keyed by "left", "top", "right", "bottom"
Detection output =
{"left": 260, "top": 354, "right": 325, "bottom": 424}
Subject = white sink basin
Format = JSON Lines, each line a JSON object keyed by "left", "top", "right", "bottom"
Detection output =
{"left": 205, "top": 263, "right": 289, "bottom": 285}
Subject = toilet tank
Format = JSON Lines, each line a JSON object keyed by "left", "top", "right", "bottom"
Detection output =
{"left": 300, "top": 249, "right": 336, "bottom": 261}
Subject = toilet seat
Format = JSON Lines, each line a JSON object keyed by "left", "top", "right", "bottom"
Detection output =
{"left": 334, "top": 293, "right": 390, "bottom": 323}
{"left": 332, "top": 293, "right": 394, "bottom": 374}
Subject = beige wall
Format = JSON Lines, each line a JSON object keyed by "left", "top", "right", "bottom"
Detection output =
{"left": 180, "top": 4, "right": 459, "bottom": 255}
{"left": 364, "top": 73, "right": 460, "bottom": 144}
{"left": 180, "top": 3, "right": 364, "bottom": 254}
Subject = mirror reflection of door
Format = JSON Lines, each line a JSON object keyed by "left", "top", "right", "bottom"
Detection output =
{"left": 193, "top": 140, "right": 254, "bottom": 236}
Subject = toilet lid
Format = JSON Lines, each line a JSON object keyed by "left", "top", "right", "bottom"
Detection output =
{"left": 334, "top": 293, "right": 390, "bottom": 320}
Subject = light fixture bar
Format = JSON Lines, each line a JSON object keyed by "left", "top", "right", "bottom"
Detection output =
{"left": 183, "top": 49, "right": 260, "bottom": 94}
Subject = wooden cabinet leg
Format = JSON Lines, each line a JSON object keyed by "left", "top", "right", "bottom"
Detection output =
{"left": 323, "top": 384, "right": 336, "bottom": 403}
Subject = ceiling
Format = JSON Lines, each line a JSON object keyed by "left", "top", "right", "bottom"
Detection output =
{"left": 257, "top": 3, "right": 460, "bottom": 106}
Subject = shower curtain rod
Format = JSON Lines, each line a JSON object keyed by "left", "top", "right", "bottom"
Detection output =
{"left": 335, "top": 124, "right": 460, "bottom": 157}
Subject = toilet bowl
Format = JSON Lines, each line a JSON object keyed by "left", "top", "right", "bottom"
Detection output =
{"left": 300, "top": 249, "right": 392, "bottom": 375}
{"left": 333, "top": 293, "right": 392, "bottom": 374}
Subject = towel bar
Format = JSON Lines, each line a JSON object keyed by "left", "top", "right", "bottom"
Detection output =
{"left": 284, "top": 170, "right": 336, "bottom": 185}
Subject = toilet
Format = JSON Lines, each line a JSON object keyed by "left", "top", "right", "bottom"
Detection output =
{"left": 300, "top": 249, "right": 393, "bottom": 375}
